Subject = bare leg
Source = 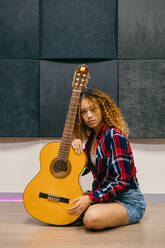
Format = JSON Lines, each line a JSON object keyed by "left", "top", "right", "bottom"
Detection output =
{"left": 83, "top": 202, "right": 128, "bottom": 230}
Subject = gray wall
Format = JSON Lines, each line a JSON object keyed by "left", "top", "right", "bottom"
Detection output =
{"left": 0, "top": 0, "right": 164, "bottom": 138}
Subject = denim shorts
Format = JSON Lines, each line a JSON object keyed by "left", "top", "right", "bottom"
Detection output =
{"left": 115, "top": 187, "right": 146, "bottom": 224}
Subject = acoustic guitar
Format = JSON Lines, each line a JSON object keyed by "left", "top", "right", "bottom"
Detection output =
{"left": 24, "top": 65, "right": 89, "bottom": 225}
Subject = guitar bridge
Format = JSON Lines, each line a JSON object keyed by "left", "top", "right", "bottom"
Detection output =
{"left": 39, "top": 192, "right": 69, "bottom": 204}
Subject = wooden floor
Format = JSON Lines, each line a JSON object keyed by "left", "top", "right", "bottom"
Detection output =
{"left": 0, "top": 202, "right": 165, "bottom": 248}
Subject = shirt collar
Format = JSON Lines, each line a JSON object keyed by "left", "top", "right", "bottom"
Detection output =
{"left": 87, "top": 124, "right": 108, "bottom": 144}
{"left": 96, "top": 124, "right": 107, "bottom": 141}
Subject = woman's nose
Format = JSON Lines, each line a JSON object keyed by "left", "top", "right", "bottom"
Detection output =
{"left": 86, "top": 111, "right": 92, "bottom": 118}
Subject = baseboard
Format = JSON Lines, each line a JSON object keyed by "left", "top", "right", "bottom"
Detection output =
{"left": 0, "top": 192, "right": 23, "bottom": 202}
{"left": 143, "top": 193, "right": 165, "bottom": 203}
{"left": 0, "top": 192, "right": 165, "bottom": 202}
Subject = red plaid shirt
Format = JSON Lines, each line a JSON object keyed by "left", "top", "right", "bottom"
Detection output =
{"left": 84, "top": 125, "right": 139, "bottom": 203}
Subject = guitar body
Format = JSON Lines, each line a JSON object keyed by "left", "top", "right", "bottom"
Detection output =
{"left": 24, "top": 142, "right": 87, "bottom": 225}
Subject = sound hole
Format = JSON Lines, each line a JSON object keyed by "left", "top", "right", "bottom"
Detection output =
{"left": 50, "top": 158, "right": 71, "bottom": 179}
{"left": 54, "top": 160, "right": 67, "bottom": 176}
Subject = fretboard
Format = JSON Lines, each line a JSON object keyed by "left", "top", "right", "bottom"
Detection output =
{"left": 58, "top": 90, "right": 81, "bottom": 162}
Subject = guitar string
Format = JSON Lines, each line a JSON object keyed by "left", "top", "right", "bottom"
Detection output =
{"left": 49, "top": 90, "right": 81, "bottom": 201}
{"left": 48, "top": 94, "right": 81, "bottom": 215}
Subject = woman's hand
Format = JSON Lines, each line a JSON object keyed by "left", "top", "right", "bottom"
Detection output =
{"left": 72, "top": 139, "right": 83, "bottom": 154}
{"left": 67, "top": 195, "right": 92, "bottom": 216}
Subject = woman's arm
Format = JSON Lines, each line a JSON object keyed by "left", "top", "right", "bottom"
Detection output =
{"left": 88, "top": 131, "right": 134, "bottom": 203}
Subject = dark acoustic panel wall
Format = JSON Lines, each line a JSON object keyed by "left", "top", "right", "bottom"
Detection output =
{"left": 0, "top": 0, "right": 164, "bottom": 139}
{"left": 0, "top": 60, "right": 40, "bottom": 137}
{"left": 119, "top": 60, "right": 165, "bottom": 138}
{"left": 0, "top": 0, "right": 39, "bottom": 59}
{"left": 118, "top": 0, "right": 165, "bottom": 59}
{"left": 40, "top": 61, "right": 117, "bottom": 137}
{"left": 41, "top": 0, "right": 117, "bottom": 59}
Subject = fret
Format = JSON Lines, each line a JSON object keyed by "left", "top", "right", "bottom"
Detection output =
{"left": 64, "top": 120, "right": 76, "bottom": 124}
{"left": 67, "top": 110, "right": 77, "bottom": 115}
{"left": 69, "top": 101, "right": 78, "bottom": 105}
{"left": 59, "top": 144, "right": 70, "bottom": 148}
{"left": 69, "top": 102, "right": 79, "bottom": 105}
{"left": 73, "top": 89, "right": 81, "bottom": 92}
{"left": 59, "top": 143, "right": 71, "bottom": 148}
{"left": 62, "top": 137, "right": 72, "bottom": 141}
{"left": 65, "top": 116, "right": 77, "bottom": 121}
{"left": 60, "top": 140, "right": 72, "bottom": 144}
{"left": 58, "top": 153, "right": 69, "bottom": 158}
{"left": 57, "top": 157, "right": 68, "bottom": 162}
{"left": 60, "top": 144, "right": 72, "bottom": 149}
{"left": 61, "top": 135, "right": 73, "bottom": 140}
{"left": 69, "top": 103, "right": 78, "bottom": 107}
{"left": 65, "top": 118, "right": 76, "bottom": 122}
{"left": 63, "top": 128, "right": 72, "bottom": 135}
{"left": 66, "top": 112, "right": 77, "bottom": 117}
{"left": 59, "top": 149, "right": 70, "bottom": 153}
{"left": 70, "top": 100, "right": 80, "bottom": 104}
{"left": 58, "top": 150, "right": 69, "bottom": 154}
{"left": 70, "top": 97, "right": 79, "bottom": 100}
{"left": 60, "top": 138, "right": 72, "bottom": 142}
{"left": 63, "top": 126, "right": 75, "bottom": 131}
{"left": 63, "top": 123, "right": 75, "bottom": 128}
{"left": 57, "top": 155, "right": 68, "bottom": 158}
{"left": 59, "top": 153, "right": 70, "bottom": 157}
{"left": 64, "top": 121, "right": 76, "bottom": 126}
{"left": 61, "top": 135, "right": 72, "bottom": 139}
{"left": 61, "top": 132, "right": 73, "bottom": 137}
{"left": 65, "top": 114, "right": 77, "bottom": 118}
{"left": 68, "top": 105, "right": 77, "bottom": 108}
{"left": 64, "top": 119, "right": 76, "bottom": 124}
{"left": 70, "top": 95, "right": 80, "bottom": 99}
{"left": 66, "top": 110, "right": 77, "bottom": 115}
{"left": 58, "top": 155, "right": 69, "bottom": 160}
{"left": 59, "top": 146, "right": 71, "bottom": 151}
{"left": 65, "top": 115, "right": 76, "bottom": 119}
{"left": 64, "top": 123, "right": 76, "bottom": 128}
{"left": 62, "top": 130, "right": 74, "bottom": 135}
{"left": 66, "top": 117, "right": 77, "bottom": 121}
{"left": 66, "top": 113, "right": 77, "bottom": 117}
{"left": 59, "top": 144, "right": 71, "bottom": 149}
{"left": 68, "top": 105, "right": 78, "bottom": 109}
{"left": 58, "top": 152, "right": 69, "bottom": 157}
{"left": 61, "top": 136, "right": 73, "bottom": 141}
{"left": 57, "top": 154, "right": 68, "bottom": 158}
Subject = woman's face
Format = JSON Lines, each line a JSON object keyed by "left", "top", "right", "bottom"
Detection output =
{"left": 80, "top": 97, "right": 103, "bottom": 132}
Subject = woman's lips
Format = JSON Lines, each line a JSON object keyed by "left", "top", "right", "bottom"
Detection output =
{"left": 87, "top": 120, "right": 95, "bottom": 125}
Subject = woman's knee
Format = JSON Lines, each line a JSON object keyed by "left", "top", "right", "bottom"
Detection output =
{"left": 83, "top": 208, "right": 100, "bottom": 229}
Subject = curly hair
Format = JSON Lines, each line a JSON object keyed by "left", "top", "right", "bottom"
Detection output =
{"left": 73, "top": 89, "right": 129, "bottom": 139}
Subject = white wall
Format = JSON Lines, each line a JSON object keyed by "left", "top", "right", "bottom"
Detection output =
{"left": 0, "top": 138, "right": 165, "bottom": 194}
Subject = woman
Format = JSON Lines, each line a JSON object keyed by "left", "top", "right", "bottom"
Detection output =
{"left": 67, "top": 89, "right": 146, "bottom": 230}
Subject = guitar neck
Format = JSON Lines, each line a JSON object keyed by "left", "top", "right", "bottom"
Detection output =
{"left": 58, "top": 90, "right": 81, "bottom": 161}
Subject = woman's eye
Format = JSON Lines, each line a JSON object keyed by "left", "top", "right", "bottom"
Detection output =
{"left": 80, "top": 111, "right": 86, "bottom": 115}
{"left": 90, "top": 108, "right": 95, "bottom": 112}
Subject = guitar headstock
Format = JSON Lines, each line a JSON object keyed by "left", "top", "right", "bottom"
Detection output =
{"left": 72, "top": 65, "right": 90, "bottom": 91}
